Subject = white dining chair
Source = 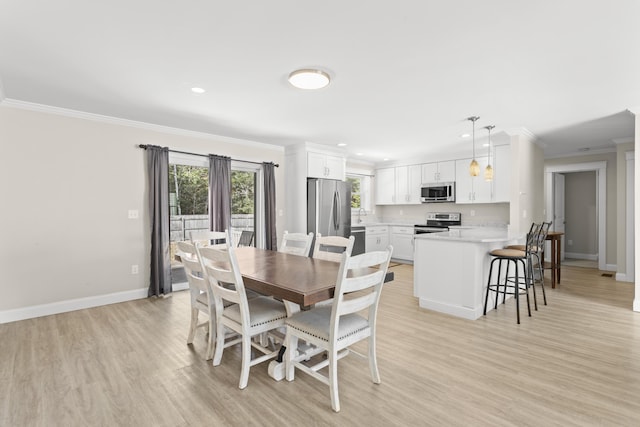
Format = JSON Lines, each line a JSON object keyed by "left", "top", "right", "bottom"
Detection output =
{"left": 189, "top": 230, "right": 227, "bottom": 248}
{"left": 284, "top": 246, "right": 393, "bottom": 412}
{"left": 312, "top": 234, "right": 355, "bottom": 262}
{"left": 176, "top": 241, "right": 218, "bottom": 360}
{"left": 197, "top": 231, "right": 288, "bottom": 389}
{"left": 279, "top": 231, "right": 314, "bottom": 257}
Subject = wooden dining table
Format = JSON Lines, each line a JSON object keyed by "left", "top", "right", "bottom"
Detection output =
{"left": 233, "top": 246, "right": 394, "bottom": 380}
{"left": 234, "top": 246, "right": 394, "bottom": 310}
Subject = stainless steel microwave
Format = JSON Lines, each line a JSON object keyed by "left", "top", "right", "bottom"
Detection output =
{"left": 420, "top": 182, "right": 455, "bottom": 203}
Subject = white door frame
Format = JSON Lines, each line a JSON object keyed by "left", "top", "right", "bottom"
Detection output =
{"left": 544, "top": 161, "right": 607, "bottom": 271}
{"left": 624, "top": 152, "right": 635, "bottom": 282}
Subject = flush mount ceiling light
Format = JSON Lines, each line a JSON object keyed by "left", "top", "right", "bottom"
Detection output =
{"left": 191, "top": 87, "right": 206, "bottom": 94}
{"left": 288, "top": 69, "right": 331, "bottom": 90}
{"left": 467, "top": 116, "right": 480, "bottom": 176}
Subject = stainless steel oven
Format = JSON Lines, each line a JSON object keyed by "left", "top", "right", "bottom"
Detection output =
{"left": 414, "top": 212, "right": 461, "bottom": 235}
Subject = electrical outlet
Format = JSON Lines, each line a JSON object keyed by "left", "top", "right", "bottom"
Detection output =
{"left": 522, "top": 209, "right": 527, "bottom": 218}
{"left": 131, "top": 264, "right": 139, "bottom": 275}
{"left": 568, "top": 239, "right": 573, "bottom": 246}
{"left": 470, "top": 210, "right": 476, "bottom": 217}
{"left": 399, "top": 209, "right": 404, "bottom": 215}
{"left": 128, "top": 209, "right": 139, "bottom": 219}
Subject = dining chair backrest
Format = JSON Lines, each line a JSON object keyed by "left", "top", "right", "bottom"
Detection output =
{"left": 525, "top": 223, "right": 543, "bottom": 256}
{"left": 279, "top": 231, "right": 314, "bottom": 257}
{"left": 536, "top": 221, "right": 552, "bottom": 252}
{"left": 189, "top": 230, "right": 228, "bottom": 248}
{"left": 331, "top": 247, "right": 392, "bottom": 333}
{"left": 176, "top": 241, "right": 207, "bottom": 293}
{"left": 237, "top": 230, "right": 255, "bottom": 247}
{"left": 197, "top": 231, "right": 249, "bottom": 316}
{"left": 312, "top": 234, "right": 355, "bottom": 262}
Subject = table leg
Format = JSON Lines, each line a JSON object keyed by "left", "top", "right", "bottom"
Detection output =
{"left": 556, "top": 237, "right": 561, "bottom": 284}
{"left": 550, "top": 238, "right": 557, "bottom": 289}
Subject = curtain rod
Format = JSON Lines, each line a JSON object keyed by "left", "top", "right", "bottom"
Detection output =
{"left": 138, "top": 144, "right": 279, "bottom": 167}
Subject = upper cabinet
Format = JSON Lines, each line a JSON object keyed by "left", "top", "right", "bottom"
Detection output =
{"left": 375, "top": 165, "right": 422, "bottom": 205}
{"left": 421, "top": 160, "right": 456, "bottom": 183}
{"left": 492, "top": 145, "right": 511, "bottom": 203}
{"left": 455, "top": 145, "right": 510, "bottom": 204}
{"left": 307, "top": 151, "right": 346, "bottom": 180}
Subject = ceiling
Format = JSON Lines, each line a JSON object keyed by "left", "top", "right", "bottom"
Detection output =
{"left": 1, "top": 0, "right": 638, "bottom": 163}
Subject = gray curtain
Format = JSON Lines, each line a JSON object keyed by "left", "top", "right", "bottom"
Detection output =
{"left": 263, "top": 162, "right": 277, "bottom": 250}
{"left": 208, "top": 155, "right": 231, "bottom": 232}
{"left": 146, "top": 145, "right": 171, "bottom": 297}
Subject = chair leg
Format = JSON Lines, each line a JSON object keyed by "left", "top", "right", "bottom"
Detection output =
{"left": 187, "top": 308, "right": 198, "bottom": 344}
{"left": 535, "top": 253, "right": 548, "bottom": 305}
{"left": 329, "top": 349, "right": 340, "bottom": 412}
{"left": 484, "top": 258, "right": 497, "bottom": 315}
{"left": 520, "top": 259, "right": 532, "bottom": 318}
{"left": 368, "top": 333, "right": 381, "bottom": 384}
{"left": 514, "top": 260, "right": 520, "bottom": 324}
{"left": 205, "top": 314, "right": 215, "bottom": 361}
{"left": 528, "top": 257, "right": 538, "bottom": 311}
{"left": 213, "top": 315, "right": 225, "bottom": 366}
{"left": 239, "top": 334, "right": 252, "bottom": 389}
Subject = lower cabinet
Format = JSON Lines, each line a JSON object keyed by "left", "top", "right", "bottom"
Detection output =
{"left": 390, "top": 226, "right": 414, "bottom": 261}
{"left": 365, "top": 226, "right": 389, "bottom": 252}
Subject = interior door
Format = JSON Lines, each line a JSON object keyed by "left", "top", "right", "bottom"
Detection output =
{"left": 554, "top": 173, "right": 566, "bottom": 260}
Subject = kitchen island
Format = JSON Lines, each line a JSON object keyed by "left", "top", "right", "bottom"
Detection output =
{"left": 413, "top": 228, "right": 524, "bottom": 320}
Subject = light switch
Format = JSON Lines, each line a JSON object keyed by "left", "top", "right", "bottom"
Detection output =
{"left": 128, "top": 210, "right": 139, "bottom": 219}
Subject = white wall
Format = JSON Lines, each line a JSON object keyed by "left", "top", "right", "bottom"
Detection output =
{"left": 0, "top": 105, "right": 284, "bottom": 321}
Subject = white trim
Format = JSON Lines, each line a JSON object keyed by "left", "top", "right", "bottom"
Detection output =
{"left": 0, "top": 288, "right": 148, "bottom": 324}
{"left": 564, "top": 252, "right": 598, "bottom": 261}
{"left": 172, "top": 282, "right": 189, "bottom": 292}
{"left": 0, "top": 77, "right": 5, "bottom": 102}
{"left": 616, "top": 273, "right": 628, "bottom": 282}
{"left": 625, "top": 151, "right": 635, "bottom": 282}
{"left": 605, "top": 264, "right": 617, "bottom": 272}
{"left": 545, "top": 161, "right": 607, "bottom": 271}
{"left": 613, "top": 137, "right": 634, "bottom": 145}
{"left": 544, "top": 147, "right": 617, "bottom": 160}
{"left": 0, "top": 98, "right": 284, "bottom": 153}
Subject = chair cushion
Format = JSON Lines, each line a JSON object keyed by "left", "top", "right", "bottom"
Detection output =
{"left": 489, "top": 248, "right": 526, "bottom": 258}
{"left": 505, "top": 244, "right": 525, "bottom": 251}
{"left": 285, "top": 306, "right": 369, "bottom": 343}
{"left": 223, "top": 296, "right": 287, "bottom": 327}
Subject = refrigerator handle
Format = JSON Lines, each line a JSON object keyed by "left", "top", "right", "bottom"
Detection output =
{"left": 335, "top": 190, "right": 341, "bottom": 230}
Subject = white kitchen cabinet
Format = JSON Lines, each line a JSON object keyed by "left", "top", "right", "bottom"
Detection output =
{"left": 390, "top": 226, "right": 414, "bottom": 261}
{"left": 396, "top": 165, "right": 422, "bottom": 205}
{"left": 307, "top": 151, "right": 345, "bottom": 180}
{"left": 492, "top": 144, "right": 511, "bottom": 203}
{"left": 421, "top": 161, "right": 456, "bottom": 183}
{"left": 455, "top": 157, "right": 492, "bottom": 203}
{"left": 366, "top": 225, "right": 389, "bottom": 252}
{"left": 375, "top": 165, "right": 421, "bottom": 205}
{"left": 375, "top": 168, "right": 396, "bottom": 205}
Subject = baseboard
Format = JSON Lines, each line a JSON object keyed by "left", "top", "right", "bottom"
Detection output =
{"left": 564, "top": 252, "right": 598, "bottom": 261}
{"left": 172, "top": 282, "right": 189, "bottom": 291}
{"left": 605, "top": 264, "right": 617, "bottom": 272}
{"left": 0, "top": 287, "right": 149, "bottom": 324}
{"left": 616, "top": 273, "right": 628, "bottom": 282}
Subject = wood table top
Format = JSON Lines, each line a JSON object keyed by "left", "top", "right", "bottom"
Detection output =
{"left": 234, "top": 247, "right": 394, "bottom": 307}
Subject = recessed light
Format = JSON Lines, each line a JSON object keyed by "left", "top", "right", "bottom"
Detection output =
{"left": 337, "top": 143, "right": 347, "bottom": 147}
{"left": 356, "top": 153, "right": 363, "bottom": 156}
{"left": 383, "top": 158, "right": 390, "bottom": 161}
{"left": 288, "top": 69, "right": 331, "bottom": 90}
{"left": 483, "top": 143, "right": 490, "bottom": 147}
{"left": 460, "top": 133, "right": 470, "bottom": 138}
{"left": 191, "top": 87, "right": 206, "bottom": 94}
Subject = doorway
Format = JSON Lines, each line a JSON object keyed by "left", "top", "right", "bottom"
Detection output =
{"left": 545, "top": 161, "right": 607, "bottom": 271}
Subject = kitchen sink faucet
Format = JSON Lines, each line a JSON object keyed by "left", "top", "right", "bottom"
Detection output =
{"left": 357, "top": 208, "right": 366, "bottom": 223}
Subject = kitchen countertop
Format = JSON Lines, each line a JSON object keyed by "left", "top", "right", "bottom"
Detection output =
{"left": 414, "top": 227, "right": 524, "bottom": 243}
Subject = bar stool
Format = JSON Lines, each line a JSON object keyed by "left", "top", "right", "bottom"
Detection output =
{"left": 504, "top": 222, "right": 551, "bottom": 309}
{"left": 483, "top": 233, "right": 535, "bottom": 324}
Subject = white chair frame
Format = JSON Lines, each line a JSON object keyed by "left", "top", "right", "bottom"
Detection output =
{"left": 312, "top": 234, "right": 355, "bottom": 262}
{"left": 279, "top": 231, "right": 314, "bottom": 257}
{"left": 285, "top": 246, "right": 393, "bottom": 412}
{"left": 197, "top": 231, "right": 287, "bottom": 389}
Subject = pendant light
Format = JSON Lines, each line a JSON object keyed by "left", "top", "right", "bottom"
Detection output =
{"left": 484, "top": 125, "right": 494, "bottom": 181}
{"left": 467, "top": 116, "right": 480, "bottom": 176}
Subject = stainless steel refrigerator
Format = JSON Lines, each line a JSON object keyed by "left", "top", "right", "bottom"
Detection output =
{"left": 307, "top": 178, "right": 351, "bottom": 255}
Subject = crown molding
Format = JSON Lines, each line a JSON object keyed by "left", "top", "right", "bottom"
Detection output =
{"left": 0, "top": 98, "right": 284, "bottom": 152}
{"left": 627, "top": 107, "right": 640, "bottom": 115}
{"left": 502, "top": 126, "right": 544, "bottom": 148}
{"left": 612, "top": 137, "right": 634, "bottom": 145}
{"left": 544, "top": 146, "right": 616, "bottom": 160}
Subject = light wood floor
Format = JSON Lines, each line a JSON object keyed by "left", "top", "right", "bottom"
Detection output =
{"left": 2, "top": 266, "right": 639, "bottom": 426}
